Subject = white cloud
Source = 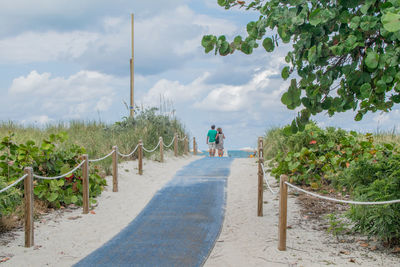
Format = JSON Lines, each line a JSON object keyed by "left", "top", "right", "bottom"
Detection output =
{"left": 7, "top": 70, "right": 120, "bottom": 121}
{"left": 142, "top": 67, "right": 286, "bottom": 115}
{"left": 142, "top": 72, "right": 210, "bottom": 106}
{"left": 0, "top": 5, "right": 237, "bottom": 75}
{"left": 0, "top": 31, "right": 99, "bottom": 64}
{"left": 194, "top": 69, "right": 282, "bottom": 112}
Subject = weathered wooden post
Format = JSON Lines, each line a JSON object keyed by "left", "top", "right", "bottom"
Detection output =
{"left": 193, "top": 137, "right": 197, "bottom": 155}
{"left": 278, "top": 175, "right": 288, "bottom": 251}
{"left": 184, "top": 136, "right": 188, "bottom": 155}
{"left": 174, "top": 133, "right": 178, "bottom": 157}
{"left": 82, "top": 154, "right": 89, "bottom": 214}
{"left": 138, "top": 140, "right": 143, "bottom": 175}
{"left": 257, "top": 137, "right": 264, "bottom": 216}
{"left": 159, "top": 136, "right": 164, "bottom": 163}
{"left": 112, "top": 146, "right": 118, "bottom": 192}
{"left": 24, "top": 167, "right": 34, "bottom": 247}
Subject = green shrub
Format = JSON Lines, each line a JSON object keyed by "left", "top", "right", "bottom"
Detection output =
{"left": 337, "top": 151, "right": 400, "bottom": 245}
{"left": 268, "top": 122, "right": 361, "bottom": 186}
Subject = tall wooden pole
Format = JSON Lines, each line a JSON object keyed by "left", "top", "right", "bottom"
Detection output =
{"left": 193, "top": 137, "right": 197, "bottom": 155}
{"left": 278, "top": 175, "right": 288, "bottom": 251}
{"left": 184, "top": 137, "right": 188, "bottom": 155}
{"left": 159, "top": 137, "right": 164, "bottom": 163}
{"left": 130, "top": 13, "right": 135, "bottom": 118}
{"left": 82, "top": 154, "right": 89, "bottom": 214}
{"left": 257, "top": 137, "right": 264, "bottom": 216}
{"left": 174, "top": 133, "right": 178, "bottom": 157}
{"left": 112, "top": 146, "right": 118, "bottom": 192}
{"left": 24, "top": 167, "right": 34, "bottom": 247}
{"left": 138, "top": 140, "right": 143, "bottom": 175}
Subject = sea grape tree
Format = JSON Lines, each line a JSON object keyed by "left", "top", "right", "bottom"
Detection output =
{"left": 202, "top": 0, "right": 400, "bottom": 132}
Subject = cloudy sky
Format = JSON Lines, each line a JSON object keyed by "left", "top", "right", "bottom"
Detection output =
{"left": 1, "top": 0, "right": 399, "bottom": 150}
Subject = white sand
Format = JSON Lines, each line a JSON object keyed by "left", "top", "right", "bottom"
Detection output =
{"left": 1, "top": 156, "right": 399, "bottom": 266}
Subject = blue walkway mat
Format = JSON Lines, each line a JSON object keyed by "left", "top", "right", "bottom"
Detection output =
{"left": 74, "top": 157, "right": 233, "bottom": 267}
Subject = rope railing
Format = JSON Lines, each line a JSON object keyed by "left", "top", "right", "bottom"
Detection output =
{"left": 33, "top": 160, "right": 86, "bottom": 180}
{"left": 0, "top": 132, "right": 196, "bottom": 248}
{"left": 163, "top": 136, "right": 176, "bottom": 148}
{"left": 143, "top": 140, "right": 161, "bottom": 153}
{"left": 118, "top": 144, "right": 139, "bottom": 158}
{"left": 88, "top": 150, "right": 114, "bottom": 162}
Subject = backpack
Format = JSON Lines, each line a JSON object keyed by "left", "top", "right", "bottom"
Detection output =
{"left": 215, "top": 134, "right": 220, "bottom": 144}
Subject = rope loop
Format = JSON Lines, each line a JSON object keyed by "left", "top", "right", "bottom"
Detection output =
{"left": 163, "top": 136, "right": 175, "bottom": 148}
{"left": 33, "top": 160, "right": 86, "bottom": 180}
{"left": 0, "top": 174, "right": 28, "bottom": 194}
{"left": 88, "top": 150, "right": 114, "bottom": 162}
{"left": 143, "top": 140, "right": 161, "bottom": 153}
{"left": 118, "top": 144, "right": 139, "bottom": 158}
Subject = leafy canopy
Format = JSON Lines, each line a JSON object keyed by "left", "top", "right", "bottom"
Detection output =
{"left": 202, "top": 0, "right": 400, "bottom": 132}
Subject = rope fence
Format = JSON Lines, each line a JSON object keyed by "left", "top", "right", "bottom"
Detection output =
{"left": 0, "top": 133, "right": 198, "bottom": 248}
{"left": 255, "top": 136, "right": 400, "bottom": 252}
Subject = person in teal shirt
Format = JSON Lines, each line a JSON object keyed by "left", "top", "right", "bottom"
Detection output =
{"left": 206, "top": 125, "right": 218, "bottom": 157}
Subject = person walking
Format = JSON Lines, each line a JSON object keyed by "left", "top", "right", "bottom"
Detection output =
{"left": 215, "top": 127, "right": 225, "bottom": 157}
{"left": 206, "top": 125, "right": 218, "bottom": 157}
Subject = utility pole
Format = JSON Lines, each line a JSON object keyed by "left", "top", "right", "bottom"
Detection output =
{"left": 130, "top": 13, "right": 135, "bottom": 118}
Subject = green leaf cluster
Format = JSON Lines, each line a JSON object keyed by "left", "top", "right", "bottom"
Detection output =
{"left": 203, "top": 0, "right": 400, "bottom": 130}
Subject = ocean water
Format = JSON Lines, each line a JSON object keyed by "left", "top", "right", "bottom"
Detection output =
{"left": 227, "top": 150, "right": 256, "bottom": 158}
{"left": 197, "top": 150, "right": 256, "bottom": 158}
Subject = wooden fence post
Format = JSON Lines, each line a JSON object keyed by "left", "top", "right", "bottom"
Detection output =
{"left": 24, "top": 167, "right": 34, "bottom": 247}
{"left": 159, "top": 136, "right": 164, "bottom": 163}
{"left": 193, "top": 137, "right": 197, "bottom": 155}
{"left": 82, "top": 154, "right": 89, "bottom": 214}
{"left": 138, "top": 140, "right": 143, "bottom": 175}
{"left": 278, "top": 175, "right": 288, "bottom": 251}
{"left": 184, "top": 136, "right": 188, "bottom": 155}
{"left": 257, "top": 137, "right": 264, "bottom": 217}
{"left": 112, "top": 146, "right": 118, "bottom": 192}
{"left": 174, "top": 133, "right": 178, "bottom": 157}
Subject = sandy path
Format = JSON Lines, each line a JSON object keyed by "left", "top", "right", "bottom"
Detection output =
{"left": 205, "top": 158, "right": 399, "bottom": 267}
{"left": 0, "top": 154, "right": 198, "bottom": 267}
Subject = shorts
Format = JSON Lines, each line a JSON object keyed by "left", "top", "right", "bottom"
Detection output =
{"left": 208, "top": 142, "right": 216, "bottom": 150}
{"left": 216, "top": 143, "right": 224, "bottom": 150}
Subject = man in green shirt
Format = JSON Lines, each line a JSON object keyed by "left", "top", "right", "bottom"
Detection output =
{"left": 206, "top": 125, "right": 218, "bottom": 157}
